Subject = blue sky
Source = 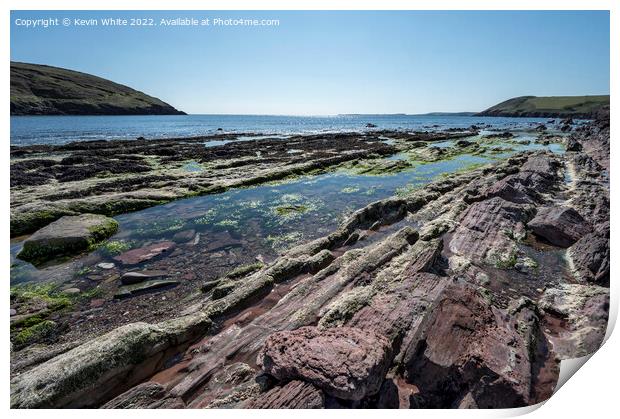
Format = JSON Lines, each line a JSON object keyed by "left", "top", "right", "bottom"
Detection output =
{"left": 11, "top": 10, "right": 610, "bottom": 115}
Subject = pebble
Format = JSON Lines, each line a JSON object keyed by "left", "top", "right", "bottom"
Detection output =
{"left": 98, "top": 262, "right": 115, "bottom": 270}
{"left": 10, "top": 308, "right": 17, "bottom": 316}
{"left": 63, "top": 288, "right": 81, "bottom": 294}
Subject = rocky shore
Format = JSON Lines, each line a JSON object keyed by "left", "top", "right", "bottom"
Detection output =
{"left": 10, "top": 129, "right": 476, "bottom": 237}
{"left": 9, "top": 113, "right": 609, "bottom": 409}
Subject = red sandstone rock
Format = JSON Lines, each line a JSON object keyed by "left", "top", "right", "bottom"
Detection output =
{"left": 527, "top": 206, "right": 590, "bottom": 247}
{"left": 449, "top": 196, "right": 530, "bottom": 263}
{"left": 114, "top": 241, "right": 176, "bottom": 265}
{"left": 568, "top": 230, "right": 609, "bottom": 286}
{"left": 247, "top": 380, "right": 325, "bottom": 408}
{"left": 101, "top": 382, "right": 183, "bottom": 409}
{"left": 258, "top": 326, "right": 392, "bottom": 400}
{"left": 402, "top": 281, "right": 547, "bottom": 408}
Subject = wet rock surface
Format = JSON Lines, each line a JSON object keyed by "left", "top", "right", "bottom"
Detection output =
{"left": 17, "top": 213, "right": 118, "bottom": 264}
{"left": 9, "top": 115, "right": 610, "bottom": 409}
{"left": 113, "top": 241, "right": 176, "bottom": 265}
{"left": 10, "top": 132, "right": 397, "bottom": 236}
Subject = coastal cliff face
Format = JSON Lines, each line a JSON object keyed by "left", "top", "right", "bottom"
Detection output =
{"left": 10, "top": 62, "right": 185, "bottom": 116}
{"left": 9, "top": 114, "right": 610, "bottom": 409}
{"left": 476, "top": 95, "right": 609, "bottom": 118}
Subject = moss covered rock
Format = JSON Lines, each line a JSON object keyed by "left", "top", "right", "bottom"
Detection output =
{"left": 10, "top": 313, "right": 212, "bottom": 408}
{"left": 17, "top": 213, "right": 118, "bottom": 265}
{"left": 13, "top": 320, "right": 57, "bottom": 348}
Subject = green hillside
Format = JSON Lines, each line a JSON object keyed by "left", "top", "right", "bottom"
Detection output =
{"left": 477, "top": 95, "right": 609, "bottom": 118}
{"left": 11, "top": 61, "right": 185, "bottom": 116}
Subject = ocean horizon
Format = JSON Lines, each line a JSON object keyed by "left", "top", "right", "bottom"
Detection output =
{"left": 10, "top": 113, "right": 554, "bottom": 146}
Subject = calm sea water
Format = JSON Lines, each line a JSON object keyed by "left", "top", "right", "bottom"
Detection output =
{"left": 9, "top": 114, "right": 553, "bottom": 146}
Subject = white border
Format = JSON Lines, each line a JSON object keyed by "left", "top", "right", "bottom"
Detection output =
{"left": 3, "top": 1, "right": 617, "bottom": 418}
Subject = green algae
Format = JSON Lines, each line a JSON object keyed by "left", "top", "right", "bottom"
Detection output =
{"left": 134, "top": 218, "right": 185, "bottom": 237}
{"left": 215, "top": 219, "right": 239, "bottom": 229}
{"left": 11, "top": 283, "right": 73, "bottom": 312}
{"left": 13, "top": 320, "right": 57, "bottom": 348}
{"left": 266, "top": 231, "right": 303, "bottom": 252}
{"left": 99, "top": 240, "right": 133, "bottom": 256}
{"left": 194, "top": 208, "right": 217, "bottom": 225}
{"left": 340, "top": 186, "right": 361, "bottom": 194}
{"left": 225, "top": 262, "right": 265, "bottom": 279}
{"left": 492, "top": 250, "right": 519, "bottom": 270}
{"left": 274, "top": 204, "right": 310, "bottom": 216}
{"left": 395, "top": 184, "right": 421, "bottom": 197}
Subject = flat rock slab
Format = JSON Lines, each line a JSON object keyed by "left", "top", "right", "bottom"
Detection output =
{"left": 115, "top": 279, "right": 180, "bottom": 299}
{"left": 247, "top": 380, "right": 324, "bottom": 409}
{"left": 114, "top": 241, "right": 176, "bottom": 265}
{"left": 528, "top": 206, "right": 590, "bottom": 247}
{"left": 258, "top": 326, "right": 392, "bottom": 401}
{"left": 121, "top": 270, "right": 167, "bottom": 285}
{"left": 17, "top": 214, "right": 118, "bottom": 264}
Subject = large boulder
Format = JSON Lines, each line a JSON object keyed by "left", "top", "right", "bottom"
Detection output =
{"left": 258, "top": 326, "right": 392, "bottom": 400}
{"left": 17, "top": 213, "right": 118, "bottom": 264}
{"left": 527, "top": 206, "right": 590, "bottom": 247}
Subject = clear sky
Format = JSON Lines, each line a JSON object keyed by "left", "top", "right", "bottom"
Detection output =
{"left": 10, "top": 10, "right": 610, "bottom": 115}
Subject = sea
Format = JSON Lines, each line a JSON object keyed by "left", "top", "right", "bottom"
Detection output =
{"left": 9, "top": 114, "right": 558, "bottom": 146}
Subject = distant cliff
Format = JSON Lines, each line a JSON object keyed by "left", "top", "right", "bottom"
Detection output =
{"left": 10, "top": 62, "right": 185, "bottom": 116}
{"left": 477, "top": 95, "right": 609, "bottom": 118}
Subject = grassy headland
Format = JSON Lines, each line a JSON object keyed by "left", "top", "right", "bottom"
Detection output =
{"left": 10, "top": 61, "right": 185, "bottom": 116}
{"left": 477, "top": 95, "right": 609, "bottom": 118}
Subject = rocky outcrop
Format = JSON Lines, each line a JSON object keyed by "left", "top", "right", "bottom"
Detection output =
{"left": 402, "top": 282, "right": 545, "bottom": 408}
{"left": 527, "top": 206, "right": 591, "bottom": 247}
{"left": 10, "top": 114, "right": 610, "bottom": 409}
{"left": 449, "top": 196, "right": 531, "bottom": 266}
{"left": 17, "top": 213, "right": 118, "bottom": 264}
{"left": 10, "top": 314, "right": 211, "bottom": 408}
{"left": 259, "top": 326, "right": 392, "bottom": 400}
